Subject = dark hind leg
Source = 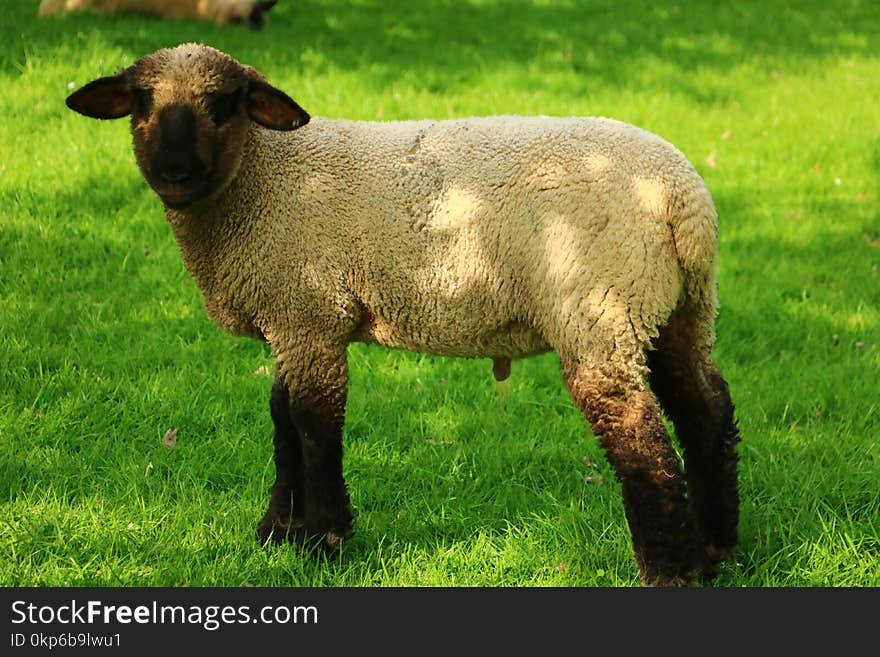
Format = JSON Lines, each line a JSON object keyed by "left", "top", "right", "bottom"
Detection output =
{"left": 257, "top": 375, "right": 305, "bottom": 544}
{"left": 647, "top": 310, "right": 740, "bottom": 574}
{"left": 563, "top": 361, "right": 701, "bottom": 586}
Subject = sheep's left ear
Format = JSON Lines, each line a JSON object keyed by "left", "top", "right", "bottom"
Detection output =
{"left": 66, "top": 74, "right": 132, "bottom": 119}
{"left": 246, "top": 80, "right": 309, "bottom": 131}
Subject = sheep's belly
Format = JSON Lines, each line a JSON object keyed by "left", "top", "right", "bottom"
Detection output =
{"left": 354, "top": 310, "right": 549, "bottom": 360}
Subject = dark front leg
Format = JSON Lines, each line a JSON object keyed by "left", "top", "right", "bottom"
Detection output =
{"left": 257, "top": 350, "right": 353, "bottom": 555}
{"left": 257, "top": 376, "right": 305, "bottom": 544}
{"left": 291, "top": 391, "right": 353, "bottom": 553}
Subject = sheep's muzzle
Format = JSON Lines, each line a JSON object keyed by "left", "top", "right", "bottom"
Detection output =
{"left": 148, "top": 104, "right": 209, "bottom": 208}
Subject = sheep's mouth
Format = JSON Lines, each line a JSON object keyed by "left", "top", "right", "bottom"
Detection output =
{"left": 159, "top": 191, "right": 198, "bottom": 209}
{"left": 154, "top": 183, "right": 209, "bottom": 209}
{"left": 148, "top": 161, "right": 211, "bottom": 209}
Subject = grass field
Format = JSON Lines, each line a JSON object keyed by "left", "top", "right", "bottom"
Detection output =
{"left": 1, "top": 0, "right": 878, "bottom": 587}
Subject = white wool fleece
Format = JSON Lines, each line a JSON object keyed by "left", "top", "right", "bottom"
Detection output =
{"left": 166, "top": 114, "right": 719, "bottom": 386}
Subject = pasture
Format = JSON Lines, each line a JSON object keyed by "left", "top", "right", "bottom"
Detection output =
{"left": 1, "top": 0, "right": 878, "bottom": 586}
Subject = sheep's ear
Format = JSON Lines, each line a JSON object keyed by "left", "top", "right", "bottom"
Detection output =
{"left": 246, "top": 81, "right": 309, "bottom": 131}
{"left": 66, "top": 74, "right": 132, "bottom": 119}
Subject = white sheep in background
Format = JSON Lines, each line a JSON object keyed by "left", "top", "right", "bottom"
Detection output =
{"left": 66, "top": 43, "right": 741, "bottom": 586}
{"left": 39, "top": 0, "right": 277, "bottom": 28}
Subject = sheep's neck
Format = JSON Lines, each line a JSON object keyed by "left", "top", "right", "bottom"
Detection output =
{"left": 163, "top": 190, "right": 265, "bottom": 340}
{"left": 164, "top": 201, "right": 228, "bottom": 291}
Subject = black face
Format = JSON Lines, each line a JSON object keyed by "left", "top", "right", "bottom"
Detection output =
{"left": 150, "top": 104, "right": 209, "bottom": 209}
{"left": 129, "top": 85, "right": 257, "bottom": 211}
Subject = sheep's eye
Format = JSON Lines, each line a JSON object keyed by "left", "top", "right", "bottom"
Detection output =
{"left": 208, "top": 90, "right": 241, "bottom": 124}
{"left": 131, "top": 88, "right": 153, "bottom": 120}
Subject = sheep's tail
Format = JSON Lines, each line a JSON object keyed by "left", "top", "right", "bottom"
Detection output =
{"left": 667, "top": 172, "right": 721, "bottom": 338}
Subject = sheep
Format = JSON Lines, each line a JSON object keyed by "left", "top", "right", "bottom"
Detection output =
{"left": 39, "top": 0, "right": 278, "bottom": 28}
{"left": 65, "top": 43, "right": 741, "bottom": 586}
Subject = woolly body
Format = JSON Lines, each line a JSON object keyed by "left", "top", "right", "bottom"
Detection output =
{"left": 172, "top": 116, "right": 718, "bottom": 384}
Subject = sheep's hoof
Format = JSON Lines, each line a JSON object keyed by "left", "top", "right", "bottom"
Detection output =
{"left": 256, "top": 513, "right": 305, "bottom": 546}
{"left": 704, "top": 544, "right": 735, "bottom": 564}
{"left": 297, "top": 526, "right": 353, "bottom": 558}
{"left": 640, "top": 545, "right": 735, "bottom": 585}
{"left": 256, "top": 514, "right": 352, "bottom": 558}
{"left": 636, "top": 555, "right": 700, "bottom": 587}
{"left": 641, "top": 573, "right": 693, "bottom": 588}
{"left": 699, "top": 544, "right": 737, "bottom": 581}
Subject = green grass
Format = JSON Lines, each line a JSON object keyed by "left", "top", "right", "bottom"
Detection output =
{"left": 1, "top": 0, "right": 878, "bottom": 587}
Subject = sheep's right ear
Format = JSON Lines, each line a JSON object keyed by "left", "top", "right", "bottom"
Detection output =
{"left": 246, "top": 81, "right": 310, "bottom": 131}
{"left": 66, "top": 74, "right": 132, "bottom": 119}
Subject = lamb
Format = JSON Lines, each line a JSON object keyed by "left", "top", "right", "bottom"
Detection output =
{"left": 65, "top": 43, "right": 741, "bottom": 586}
{"left": 39, "top": 0, "right": 277, "bottom": 28}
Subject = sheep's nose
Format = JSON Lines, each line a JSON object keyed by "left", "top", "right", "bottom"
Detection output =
{"left": 155, "top": 105, "right": 202, "bottom": 186}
